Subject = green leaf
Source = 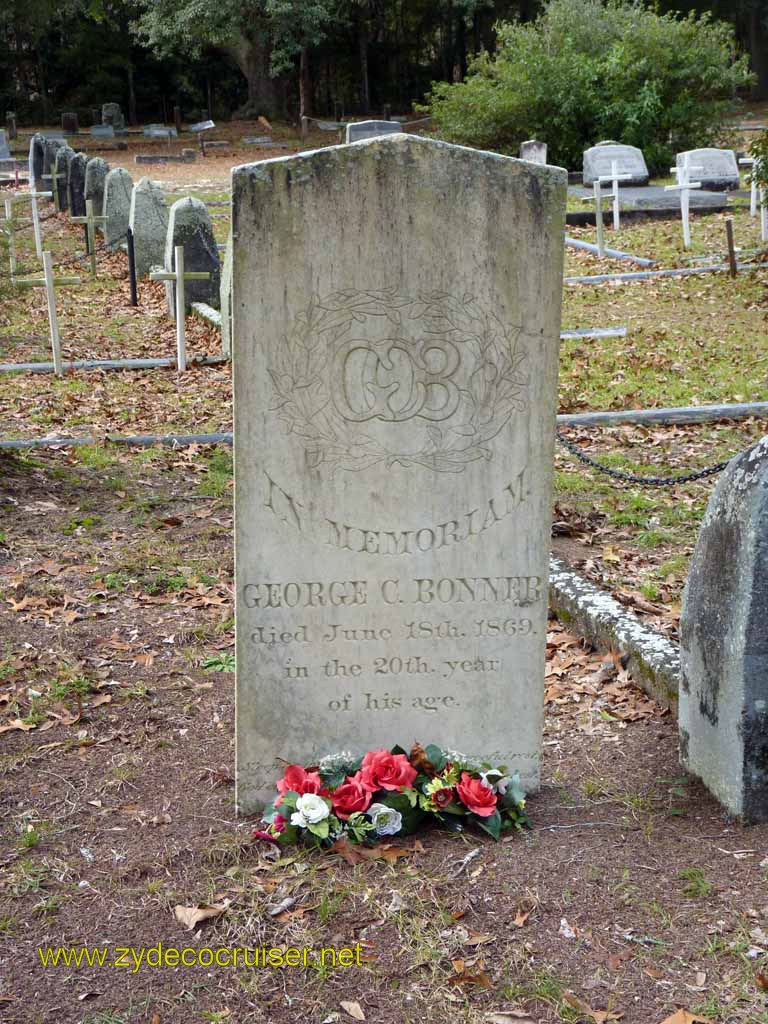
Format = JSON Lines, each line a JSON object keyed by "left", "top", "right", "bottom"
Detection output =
{"left": 476, "top": 809, "right": 502, "bottom": 840}
{"left": 279, "top": 790, "right": 300, "bottom": 810}
{"left": 306, "top": 819, "right": 330, "bottom": 839}
{"left": 425, "top": 744, "right": 447, "bottom": 771}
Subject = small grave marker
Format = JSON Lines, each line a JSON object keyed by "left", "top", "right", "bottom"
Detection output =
{"left": 739, "top": 157, "right": 758, "bottom": 217}
{"left": 519, "top": 140, "right": 547, "bottom": 164}
{"left": 71, "top": 199, "right": 108, "bottom": 277}
{"left": 150, "top": 246, "right": 210, "bottom": 372}
{"left": 665, "top": 159, "right": 703, "bottom": 248}
{"left": 11, "top": 252, "right": 81, "bottom": 375}
{"left": 345, "top": 120, "right": 401, "bottom": 143}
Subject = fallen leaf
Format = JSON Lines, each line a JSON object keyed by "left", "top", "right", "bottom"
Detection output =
{"left": 340, "top": 1001, "right": 365, "bottom": 1021}
{"left": 658, "top": 1011, "right": 714, "bottom": 1024}
{"left": 450, "top": 959, "right": 493, "bottom": 988}
{"left": 564, "top": 993, "right": 623, "bottom": 1023}
{"left": 173, "top": 903, "right": 228, "bottom": 930}
{"left": 463, "top": 930, "right": 494, "bottom": 947}
{"left": 0, "top": 718, "right": 36, "bottom": 734}
{"left": 330, "top": 837, "right": 422, "bottom": 866}
{"left": 151, "top": 1015, "right": 161, "bottom": 1024}
{"left": 757, "top": 973, "right": 768, "bottom": 991}
{"left": 485, "top": 1013, "right": 535, "bottom": 1023}
{"left": 513, "top": 900, "right": 535, "bottom": 927}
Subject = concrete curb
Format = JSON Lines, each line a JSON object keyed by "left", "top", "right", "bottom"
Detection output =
{"left": 548, "top": 556, "right": 679, "bottom": 708}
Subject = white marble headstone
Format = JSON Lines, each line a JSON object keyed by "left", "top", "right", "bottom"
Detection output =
{"left": 676, "top": 148, "right": 740, "bottom": 191}
{"left": 345, "top": 120, "right": 401, "bottom": 144}
{"left": 583, "top": 143, "right": 649, "bottom": 186}
{"left": 232, "top": 135, "right": 566, "bottom": 812}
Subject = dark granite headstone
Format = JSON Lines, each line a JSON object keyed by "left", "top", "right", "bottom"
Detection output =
{"left": 28, "top": 133, "right": 46, "bottom": 190}
{"left": 68, "top": 152, "right": 88, "bottom": 217}
{"left": 102, "top": 102, "right": 125, "bottom": 132}
{"left": 54, "top": 146, "right": 74, "bottom": 211}
{"left": 163, "top": 196, "right": 221, "bottom": 312}
{"left": 62, "top": 112, "right": 79, "bottom": 134}
{"left": 84, "top": 157, "right": 109, "bottom": 223}
{"left": 42, "top": 138, "right": 62, "bottom": 191}
{"left": 680, "top": 435, "right": 768, "bottom": 822}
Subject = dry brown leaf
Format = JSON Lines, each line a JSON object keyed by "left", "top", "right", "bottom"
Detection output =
{"left": 643, "top": 966, "right": 664, "bottom": 980}
{"left": 0, "top": 718, "right": 36, "bottom": 734}
{"left": 464, "top": 930, "right": 494, "bottom": 947}
{"left": 450, "top": 959, "right": 493, "bottom": 989}
{"left": 513, "top": 901, "right": 535, "bottom": 928}
{"left": 173, "top": 903, "right": 228, "bottom": 930}
{"left": 485, "top": 1014, "right": 535, "bottom": 1024}
{"left": 150, "top": 1015, "right": 161, "bottom": 1024}
{"left": 658, "top": 1011, "right": 714, "bottom": 1024}
{"left": 757, "top": 973, "right": 768, "bottom": 991}
{"left": 89, "top": 694, "right": 112, "bottom": 708}
{"left": 340, "top": 1001, "right": 365, "bottom": 1021}
{"left": 330, "top": 837, "right": 422, "bottom": 866}
{"left": 564, "top": 993, "right": 623, "bottom": 1024}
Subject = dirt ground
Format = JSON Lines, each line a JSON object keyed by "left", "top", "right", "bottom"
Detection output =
{"left": 1, "top": 447, "right": 768, "bottom": 1024}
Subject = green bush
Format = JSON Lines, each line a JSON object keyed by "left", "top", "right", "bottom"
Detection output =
{"left": 425, "top": 0, "right": 753, "bottom": 175}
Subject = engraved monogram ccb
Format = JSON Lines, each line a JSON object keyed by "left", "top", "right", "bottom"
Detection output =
{"left": 267, "top": 289, "right": 530, "bottom": 475}
{"left": 332, "top": 336, "right": 461, "bottom": 423}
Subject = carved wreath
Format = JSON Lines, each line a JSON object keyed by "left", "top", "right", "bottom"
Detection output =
{"left": 267, "top": 288, "right": 530, "bottom": 475}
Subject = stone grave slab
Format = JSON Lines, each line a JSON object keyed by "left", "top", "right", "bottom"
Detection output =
{"left": 680, "top": 437, "right": 768, "bottom": 822}
{"left": 163, "top": 197, "right": 221, "bottom": 312}
{"left": 232, "top": 134, "right": 567, "bottom": 812}
{"left": 54, "top": 146, "right": 74, "bottom": 211}
{"left": 128, "top": 176, "right": 168, "bottom": 276}
{"left": 583, "top": 143, "right": 649, "bottom": 187}
{"left": 345, "top": 119, "right": 402, "bottom": 143}
{"left": 28, "top": 133, "right": 46, "bottom": 190}
{"left": 84, "top": 157, "right": 109, "bottom": 225}
{"left": 567, "top": 184, "right": 728, "bottom": 212}
{"left": 67, "top": 152, "right": 88, "bottom": 217}
{"left": 103, "top": 167, "right": 133, "bottom": 248}
{"left": 91, "top": 125, "right": 115, "bottom": 139}
{"left": 676, "top": 148, "right": 740, "bottom": 191}
{"left": 0, "top": 130, "right": 10, "bottom": 160}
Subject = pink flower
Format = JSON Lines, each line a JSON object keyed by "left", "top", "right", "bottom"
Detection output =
{"left": 332, "top": 773, "right": 373, "bottom": 819}
{"left": 456, "top": 772, "right": 498, "bottom": 817}
{"left": 276, "top": 765, "right": 329, "bottom": 804}
{"left": 360, "top": 749, "right": 417, "bottom": 792}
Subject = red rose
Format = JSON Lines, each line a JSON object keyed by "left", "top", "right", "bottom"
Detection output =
{"left": 331, "top": 773, "right": 372, "bottom": 819}
{"left": 360, "top": 749, "right": 417, "bottom": 792}
{"left": 276, "top": 765, "right": 329, "bottom": 804}
{"left": 456, "top": 772, "right": 498, "bottom": 817}
{"left": 432, "top": 787, "right": 455, "bottom": 809}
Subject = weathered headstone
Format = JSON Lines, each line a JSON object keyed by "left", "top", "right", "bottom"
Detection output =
{"left": 67, "top": 152, "right": 88, "bottom": 217}
{"left": 345, "top": 119, "right": 402, "bottom": 143}
{"left": 91, "top": 124, "right": 115, "bottom": 139}
{"left": 102, "top": 102, "right": 125, "bottom": 132}
{"left": 128, "top": 176, "right": 169, "bottom": 276}
{"left": 53, "top": 146, "right": 74, "bottom": 211}
{"left": 583, "top": 143, "right": 648, "bottom": 187}
{"left": 6, "top": 112, "right": 17, "bottom": 141}
{"left": 0, "top": 130, "right": 10, "bottom": 161}
{"left": 220, "top": 230, "right": 233, "bottom": 358}
{"left": 84, "top": 157, "right": 109, "bottom": 226}
{"left": 163, "top": 197, "right": 221, "bottom": 313}
{"left": 680, "top": 436, "right": 768, "bottom": 822}
{"left": 232, "top": 134, "right": 567, "bottom": 812}
{"left": 61, "top": 112, "right": 79, "bottom": 135}
{"left": 675, "top": 148, "right": 740, "bottom": 191}
{"left": 28, "top": 133, "right": 46, "bottom": 190}
{"left": 103, "top": 167, "right": 133, "bottom": 248}
{"left": 520, "top": 139, "right": 547, "bottom": 164}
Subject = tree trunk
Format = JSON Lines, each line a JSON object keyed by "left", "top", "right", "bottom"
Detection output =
{"left": 127, "top": 64, "right": 137, "bottom": 126}
{"left": 748, "top": 8, "right": 768, "bottom": 100}
{"left": 299, "top": 47, "right": 312, "bottom": 118}
{"left": 358, "top": 5, "right": 370, "bottom": 114}
{"left": 229, "top": 34, "right": 283, "bottom": 118}
{"left": 37, "top": 52, "right": 49, "bottom": 121}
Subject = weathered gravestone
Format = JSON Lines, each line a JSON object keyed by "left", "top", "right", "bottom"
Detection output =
{"left": 6, "top": 112, "right": 17, "bottom": 141}
{"left": 102, "top": 102, "right": 125, "bottom": 132}
{"left": 103, "top": 167, "right": 133, "bottom": 248}
{"left": 675, "top": 148, "right": 740, "bottom": 192}
{"left": 163, "top": 197, "right": 221, "bottom": 313}
{"left": 53, "top": 146, "right": 74, "bottom": 211}
{"left": 28, "top": 133, "right": 46, "bottom": 190}
{"left": 42, "top": 137, "right": 62, "bottom": 186}
{"left": 232, "top": 134, "right": 567, "bottom": 812}
{"left": 680, "top": 437, "right": 768, "bottom": 822}
{"left": 520, "top": 140, "right": 547, "bottom": 164}
{"left": 583, "top": 143, "right": 649, "bottom": 187}
{"left": 67, "top": 152, "right": 88, "bottom": 217}
{"left": 84, "top": 157, "right": 109, "bottom": 226}
{"left": 61, "top": 112, "right": 79, "bottom": 135}
{"left": 128, "top": 176, "right": 168, "bottom": 276}
{"left": 345, "top": 119, "right": 402, "bottom": 144}
{"left": 0, "top": 130, "right": 10, "bottom": 161}
{"left": 220, "top": 230, "right": 233, "bottom": 358}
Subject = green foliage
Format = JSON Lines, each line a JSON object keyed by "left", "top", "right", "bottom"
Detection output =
{"left": 749, "top": 130, "right": 768, "bottom": 188}
{"left": 426, "top": 0, "right": 753, "bottom": 174}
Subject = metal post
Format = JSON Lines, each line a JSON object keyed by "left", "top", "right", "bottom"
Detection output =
{"left": 725, "top": 217, "right": 737, "bottom": 278}
{"left": 761, "top": 188, "right": 768, "bottom": 243}
{"left": 611, "top": 160, "right": 620, "bottom": 231}
{"left": 4, "top": 198, "right": 16, "bottom": 275}
{"left": 175, "top": 244, "right": 186, "bottom": 372}
{"left": 126, "top": 228, "right": 138, "bottom": 307}
{"left": 85, "top": 199, "right": 97, "bottom": 278}
{"left": 593, "top": 181, "right": 605, "bottom": 258}
{"left": 43, "top": 252, "right": 63, "bottom": 376}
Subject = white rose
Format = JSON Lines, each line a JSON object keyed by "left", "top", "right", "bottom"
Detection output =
{"left": 480, "top": 771, "right": 508, "bottom": 795}
{"left": 290, "top": 810, "right": 308, "bottom": 828}
{"left": 295, "top": 792, "right": 330, "bottom": 824}
{"left": 367, "top": 802, "right": 403, "bottom": 836}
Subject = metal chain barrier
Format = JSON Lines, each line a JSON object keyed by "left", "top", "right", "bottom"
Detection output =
{"left": 556, "top": 429, "right": 733, "bottom": 486}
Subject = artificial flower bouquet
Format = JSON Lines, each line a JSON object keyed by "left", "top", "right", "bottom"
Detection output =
{"left": 255, "top": 743, "right": 528, "bottom": 848}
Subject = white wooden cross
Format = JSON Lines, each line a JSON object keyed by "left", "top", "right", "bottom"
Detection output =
{"left": 9, "top": 190, "right": 52, "bottom": 260}
{"left": 70, "top": 199, "right": 108, "bottom": 277}
{"left": 150, "top": 245, "right": 211, "bottom": 372}
{"left": 581, "top": 180, "right": 607, "bottom": 256}
{"left": 2, "top": 198, "right": 17, "bottom": 274}
{"left": 42, "top": 167, "right": 65, "bottom": 212}
{"left": 739, "top": 157, "right": 758, "bottom": 218}
{"left": 12, "top": 251, "right": 81, "bottom": 375}
{"left": 665, "top": 160, "right": 703, "bottom": 248}
{"left": 597, "top": 160, "right": 632, "bottom": 230}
